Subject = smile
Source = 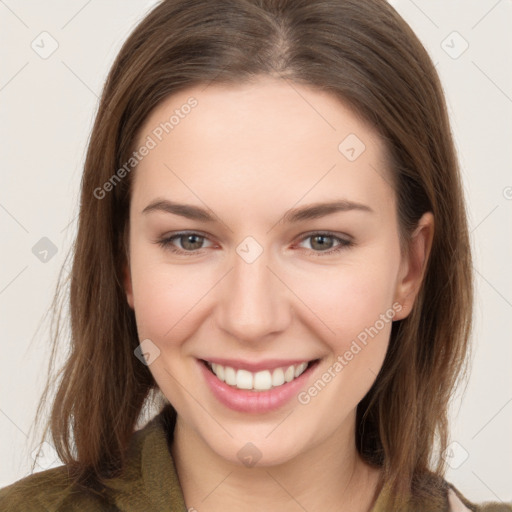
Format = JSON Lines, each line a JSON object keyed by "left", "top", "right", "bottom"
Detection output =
{"left": 202, "top": 359, "right": 318, "bottom": 392}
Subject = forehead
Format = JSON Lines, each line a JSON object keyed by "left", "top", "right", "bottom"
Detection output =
{"left": 131, "top": 77, "right": 394, "bottom": 216}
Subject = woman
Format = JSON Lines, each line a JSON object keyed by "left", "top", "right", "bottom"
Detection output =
{"left": 1, "top": 1, "right": 509, "bottom": 510}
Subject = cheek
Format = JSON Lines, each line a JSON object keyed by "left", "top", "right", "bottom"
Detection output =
{"left": 129, "top": 241, "right": 219, "bottom": 346}
{"left": 292, "top": 262, "right": 398, "bottom": 419}
{"left": 293, "top": 257, "right": 399, "bottom": 346}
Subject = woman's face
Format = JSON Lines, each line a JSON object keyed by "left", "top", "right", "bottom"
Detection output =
{"left": 124, "top": 77, "right": 432, "bottom": 467}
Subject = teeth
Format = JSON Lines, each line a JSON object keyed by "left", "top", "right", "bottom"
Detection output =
{"left": 284, "top": 365, "right": 295, "bottom": 383}
{"left": 207, "top": 361, "right": 311, "bottom": 391}
{"left": 294, "top": 362, "right": 308, "bottom": 377}
{"left": 213, "top": 363, "right": 224, "bottom": 382}
{"left": 271, "top": 368, "right": 285, "bottom": 387}
{"left": 224, "top": 366, "right": 236, "bottom": 386}
{"left": 236, "top": 369, "right": 253, "bottom": 390}
{"left": 254, "top": 370, "right": 272, "bottom": 390}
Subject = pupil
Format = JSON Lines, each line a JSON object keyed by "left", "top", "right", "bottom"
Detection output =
{"left": 183, "top": 234, "right": 202, "bottom": 250}
{"left": 312, "top": 235, "right": 332, "bottom": 250}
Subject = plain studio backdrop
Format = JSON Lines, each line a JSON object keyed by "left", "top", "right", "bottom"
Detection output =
{"left": 0, "top": 0, "right": 511, "bottom": 504}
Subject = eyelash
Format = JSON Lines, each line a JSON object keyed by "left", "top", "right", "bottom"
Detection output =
{"left": 155, "top": 231, "right": 354, "bottom": 257}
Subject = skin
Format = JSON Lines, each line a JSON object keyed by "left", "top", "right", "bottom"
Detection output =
{"left": 123, "top": 76, "right": 434, "bottom": 512}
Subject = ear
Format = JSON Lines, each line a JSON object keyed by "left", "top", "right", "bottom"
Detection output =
{"left": 393, "top": 212, "right": 434, "bottom": 321}
{"left": 122, "top": 225, "right": 134, "bottom": 309}
{"left": 123, "top": 262, "right": 134, "bottom": 309}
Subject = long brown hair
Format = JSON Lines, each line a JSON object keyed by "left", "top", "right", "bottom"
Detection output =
{"left": 32, "top": 0, "right": 473, "bottom": 509}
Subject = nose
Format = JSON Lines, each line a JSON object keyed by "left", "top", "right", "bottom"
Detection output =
{"left": 216, "top": 247, "right": 291, "bottom": 344}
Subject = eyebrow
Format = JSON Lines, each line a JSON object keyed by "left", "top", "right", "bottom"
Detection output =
{"left": 141, "top": 198, "right": 374, "bottom": 223}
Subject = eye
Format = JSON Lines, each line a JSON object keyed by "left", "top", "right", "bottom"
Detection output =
{"left": 296, "top": 232, "right": 353, "bottom": 256}
{"left": 155, "top": 230, "right": 354, "bottom": 257}
{"left": 156, "top": 231, "right": 214, "bottom": 254}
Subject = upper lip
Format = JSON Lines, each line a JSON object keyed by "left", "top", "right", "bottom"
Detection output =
{"left": 199, "top": 357, "right": 319, "bottom": 372}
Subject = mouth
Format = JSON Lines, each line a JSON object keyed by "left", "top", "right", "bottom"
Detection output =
{"left": 199, "top": 358, "right": 321, "bottom": 392}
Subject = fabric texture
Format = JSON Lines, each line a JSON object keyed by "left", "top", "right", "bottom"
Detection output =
{"left": 0, "top": 406, "right": 510, "bottom": 511}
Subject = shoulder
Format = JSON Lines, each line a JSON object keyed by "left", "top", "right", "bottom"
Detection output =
{"left": 0, "top": 407, "right": 185, "bottom": 512}
{"left": 373, "top": 474, "right": 512, "bottom": 512}
{"left": 448, "top": 484, "right": 512, "bottom": 512}
{"left": 0, "top": 465, "right": 108, "bottom": 512}
{"left": 0, "top": 425, "right": 157, "bottom": 512}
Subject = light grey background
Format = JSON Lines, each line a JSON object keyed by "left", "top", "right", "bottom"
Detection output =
{"left": 1, "top": 0, "right": 511, "bottom": 504}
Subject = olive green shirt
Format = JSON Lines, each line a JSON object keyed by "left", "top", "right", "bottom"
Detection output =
{"left": 0, "top": 409, "right": 510, "bottom": 511}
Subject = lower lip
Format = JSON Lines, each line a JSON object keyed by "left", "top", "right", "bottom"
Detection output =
{"left": 197, "top": 358, "right": 320, "bottom": 413}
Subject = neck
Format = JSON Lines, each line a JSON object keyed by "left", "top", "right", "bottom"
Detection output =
{"left": 170, "top": 412, "right": 383, "bottom": 512}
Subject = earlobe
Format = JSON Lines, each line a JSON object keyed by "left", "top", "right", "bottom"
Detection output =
{"left": 393, "top": 212, "right": 434, "bottom": 320}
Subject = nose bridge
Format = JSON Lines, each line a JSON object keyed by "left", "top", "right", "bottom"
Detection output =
{"left": 217, "top": 244, "right": 290, "bottom": 342}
